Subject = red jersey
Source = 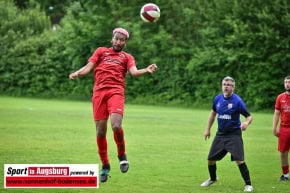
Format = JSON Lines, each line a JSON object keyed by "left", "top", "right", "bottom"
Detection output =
{"left": 88, "top": 47, "right": 136, "bottom": 91}
{"left": 275, "top": 92, "right": 290, "bottom": 128}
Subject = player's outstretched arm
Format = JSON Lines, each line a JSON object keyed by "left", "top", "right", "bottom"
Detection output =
{"left": 69, "top": 62, "right": 95, "bottom": 80}
{"left": 129, "top": 64, "right": 157, "bottom": 77}
{"left": 204, "top": 110, "right": 216, "bottom": 140}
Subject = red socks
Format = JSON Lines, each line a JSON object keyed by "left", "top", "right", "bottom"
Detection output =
{"left": 113, "top": 128, "right": 126, "bottom": 157}
{"left": 282, "top": 165, "right": 289, "bottom": 174}
{"left": 96, "top": 128, "right": 126, "bottom": 165}
{"left": 96, "top": 136, "right": 109, "bottom": 165}
{"left": 96, "top": 128, "right": 125, "bottom": 165}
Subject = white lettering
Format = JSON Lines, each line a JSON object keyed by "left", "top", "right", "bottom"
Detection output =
{"left": 36, "top": 168, "right": 68, "bottom": 176}
{"left": 218, "top": 114, "right": 232, "bottom": 120}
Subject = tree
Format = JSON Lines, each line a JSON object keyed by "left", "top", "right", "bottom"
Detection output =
{"left": 0, "top": 0, "right": 51, "bottom": 95}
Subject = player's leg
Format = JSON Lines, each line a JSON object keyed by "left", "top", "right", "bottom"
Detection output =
{"left": 227, "top": 136, "right": 253, "bottom": 192}
{"left": 208, "top": 160, "right": 218, "bottom": 181}
{"left": 280, "top": 151, "right": 289, "bottom": 180}
{"left": 96, "top": 120, "right": 109, "bottom": 166}
{"left": 278, "top": 128, "right": 290, "bottom": 181}
{"left": 201, "top": 136, "right": 226, "bottom": 187}
{"left": 92, "top": 91, "right": 110, "bottom": 182}
{"left": 96, "top": 119, "right": 111, "bottom": 183}
{"left": 110, "top": 113, "right": 129, "bottom": 173}
{"left": 107, "top": 90, "right": 129, "bottom": 173}
{"left": 236, "top": 160, "right": 253, "bottom": 192}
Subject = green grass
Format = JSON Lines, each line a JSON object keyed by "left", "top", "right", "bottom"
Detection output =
{"left": 0, "top": 96, "right": 288, "bottom": 193}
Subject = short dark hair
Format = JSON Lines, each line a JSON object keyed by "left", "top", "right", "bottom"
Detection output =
{"left": 222, "top": 76, "right": 235, "bottom": 87}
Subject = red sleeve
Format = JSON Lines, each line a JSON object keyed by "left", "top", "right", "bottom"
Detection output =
{"left": 88, "top": 47, "right": 103, "bottom": 64}
{"left": 275, "top": 94, "right": 281, "bottom": 110}
{"left": 126, "top": 53, "right": 136, "bottom": 70}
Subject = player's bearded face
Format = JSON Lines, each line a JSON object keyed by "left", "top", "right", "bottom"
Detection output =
{"left": 112, "top": 33, "right": 127, "bottom": 52}
{"left": 222, "top": 81, "right": 234, "bottom": 98}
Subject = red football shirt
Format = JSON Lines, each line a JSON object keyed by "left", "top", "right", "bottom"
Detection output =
{"left": 275, "top": 92, "right": 290, "bottom": 127}
{"left": 88, "top": 47, "right": 136, "bottom": 91}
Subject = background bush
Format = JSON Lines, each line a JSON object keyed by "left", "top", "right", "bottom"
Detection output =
{"left": 0, "top": 0, "right": 289, "bottom": 110}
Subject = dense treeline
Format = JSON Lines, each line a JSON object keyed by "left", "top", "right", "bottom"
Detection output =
{"left": 0, "top": 0, "right": 289, "bottom": 110}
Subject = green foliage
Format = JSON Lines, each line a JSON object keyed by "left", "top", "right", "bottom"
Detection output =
{"left": 0, "top": 0, "right": 51, "bottom": 95}
{"left": 0, "top": 0, "right": 289, "bottom": 110}
{"left": 187, "top": 0, "right": 289, "bottom": 110}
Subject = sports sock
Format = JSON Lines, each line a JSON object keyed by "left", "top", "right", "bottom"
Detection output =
{"left": 96, "top": 136, "right": 109, "bottom": 165}
{"left": 208, "top": 164, "right": 217, "bottom": 181}
{"left": 282, "top": 165, "right": 289, "bottom": 175}
{"left": 238, "top": 162, "right": 251, "bottom": 185}
{"left": 113, "top": 128, "right": 126, "bottom": 157}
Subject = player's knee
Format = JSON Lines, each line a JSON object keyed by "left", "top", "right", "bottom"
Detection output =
{"left": 96, "top": 127, "right": 107, "bottom": 137}
{"left": 111, "top": 124, "right": 121, "bottom": 131}
{"left": 208, "top": 160, "right": 216, "bottom": 165}
{"left": 111, "top": 121, "right": 121, "bottom": 131}
{"left": 236, "top": 160, "right": 245, "bottom": 165}
{"left": 96, "top": 130, "right": 105, "bottom": 137}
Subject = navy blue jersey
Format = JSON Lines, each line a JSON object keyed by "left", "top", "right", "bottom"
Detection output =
{"left": 212, "top": 93, "right": 251, "bottom": 135}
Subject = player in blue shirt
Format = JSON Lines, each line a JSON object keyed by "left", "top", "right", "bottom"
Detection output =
{"left": 200, "top": 76, "right": 254, "bottom": 192}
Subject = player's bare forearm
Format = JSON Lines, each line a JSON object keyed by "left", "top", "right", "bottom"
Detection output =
{"left": 241, "top": 116, "right": 252, "bottom": 131}
{"left": 69, "top": 62, "right": 94, "bottom": 80}
{"left": 204, "top": 110, "right": 216, "bottom": 140}
{"left": 129, "top": 64, "right": 157, "bottom": 77}
{"left": 272, "top": 110, "right": 280, "bottom": 137}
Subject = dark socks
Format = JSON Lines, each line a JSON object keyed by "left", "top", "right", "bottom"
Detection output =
{"left": 208, "top": 164, "right": 217, "bottom": 181}
{"left": 238, "top": 162, "right": 251, "bottom": 185}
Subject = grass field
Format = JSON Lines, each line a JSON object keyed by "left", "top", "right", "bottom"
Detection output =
{"left": 0, "top": 96, "right": 288, "bottom": 193}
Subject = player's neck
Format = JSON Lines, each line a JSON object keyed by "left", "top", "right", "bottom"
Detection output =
{"left": 223, "top": 93, "right": 233, "bottom": 98}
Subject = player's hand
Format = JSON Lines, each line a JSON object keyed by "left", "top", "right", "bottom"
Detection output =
{"left": 203, "top": 129, "right": 210, "bottom": 140}
{"left": 241, "top": 122, "right": 249, "bottom": 131}
{"left": 69, "top": 72, "right": 79, "bottom": 80}
{"left": 272, "top": 129, "right": 279, "bottom": 137}
{"left": 147, "top": 64, "right": 157, "bottom": 74}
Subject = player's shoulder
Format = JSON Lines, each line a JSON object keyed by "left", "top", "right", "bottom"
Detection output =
{"left": 278, "top": 92, "right": 287, "bottom": 97}
{"left": 95, "top": 47, "right": 109, "bottom": 51}
{"left": 232, "top": 93, "right": 241, "bottom": 99}
{"left": 214, "top": 94, "right": 223, "bottom": 101}
{"left": 277, "top": 92, "right": 288, "bottom": 99}
{"left": 232, "top": 93, "right": 244, "bottom": 102}
{"left": 122, "top": 51, "right": 133, "bottom": 57}
{"left": 93, "top": 47, "right": 107, "bottom": 54}
{"left": 121, "top": 51, "right": 135, "bottom": 61}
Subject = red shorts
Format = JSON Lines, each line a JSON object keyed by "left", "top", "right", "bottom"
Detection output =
{"left": 92, "top": 88, "right": 124, "bottom": 121}
{"left": 278, "top": 127, "right": 290, "bottom": 152}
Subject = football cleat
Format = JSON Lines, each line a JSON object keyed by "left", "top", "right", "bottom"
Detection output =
{"left": 200, "top": 178, "right": 217, "bottom": 187}
{"left": 100, "top": 164, "right": 110, "bottom": 183}
{"left": 244, "top": 185, "right": 254, "bottom": 192}
{"left": 279, "top": 175, "right": 289, "bottom": 181}
{"left": 118, "top": 154, "right": 129, "bottom": 173}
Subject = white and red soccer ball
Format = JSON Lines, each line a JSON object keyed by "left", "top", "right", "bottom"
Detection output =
{"left": 140, "top": 3, "right": 161, "bottom": 23}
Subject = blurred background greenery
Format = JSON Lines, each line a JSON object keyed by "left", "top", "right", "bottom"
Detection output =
{"left": 0, "top": 0, "right": 289, "bottom": 110}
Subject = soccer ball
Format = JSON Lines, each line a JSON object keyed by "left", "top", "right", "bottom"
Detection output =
{"left": 140, "top": 3, "right": 160, "bottom": 23}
